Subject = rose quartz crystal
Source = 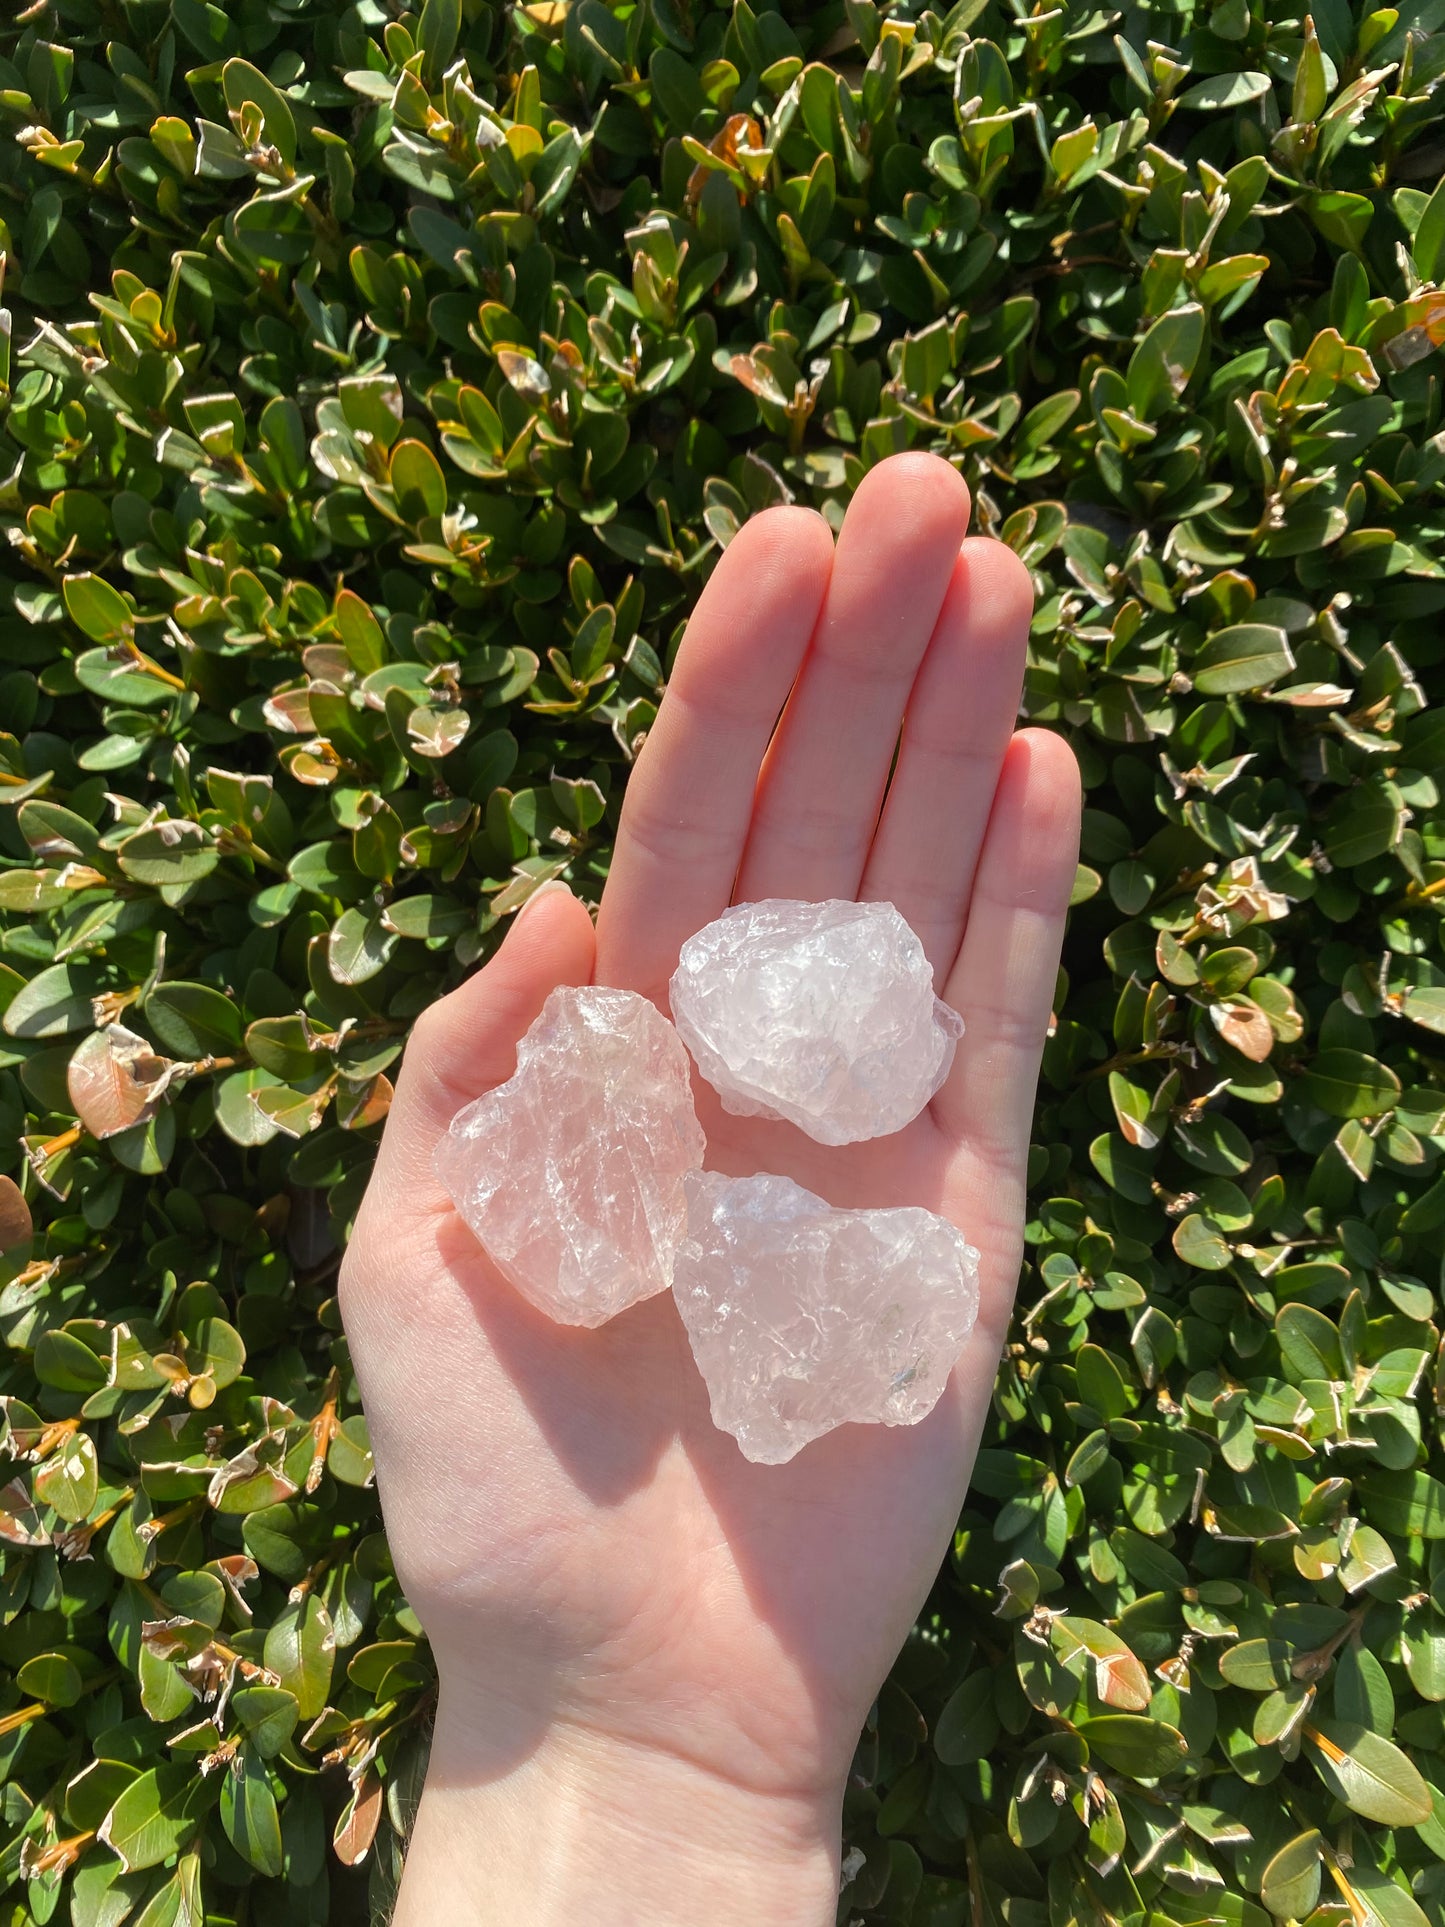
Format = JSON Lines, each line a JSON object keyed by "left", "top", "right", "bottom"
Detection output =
{"left": 668, "top": 899, "right": 963, "bottom": 1145}
{"left": 672, "top": 1171, "right": 981, "bottom": 1464}
{"left": 434, "top": 986, "right": 705, "bottom": 1327}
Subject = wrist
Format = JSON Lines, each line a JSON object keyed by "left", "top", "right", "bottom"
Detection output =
{"left": 395, "top": 1696, "right": 843, "bottom": 1927}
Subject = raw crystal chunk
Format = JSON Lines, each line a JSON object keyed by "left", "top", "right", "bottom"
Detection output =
{"left": 668, "top": 899, "right": 963, "bottom": 1146}
{"left": 672, "top": 1171, "right": 980, "bottom": 1464}
{"left": 434, "top": 986, "right": 705, "bottom": 1328}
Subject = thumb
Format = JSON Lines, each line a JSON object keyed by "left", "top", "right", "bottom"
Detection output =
{"left": 366, "top": 883, "right": 597, "bottom": 1211}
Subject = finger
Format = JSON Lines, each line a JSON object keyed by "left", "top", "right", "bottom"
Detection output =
{"left": 366, "top": 884, "right": 598, "bottom": 1213}
{"left": 733, "top": 452, "right": 971, "bottom": 905}
{"left": 595, "top": 506, "right": 833, "bottom": 997}
{"left": 932, "top": 730, "right": 1081, "bottom": 1156}
{"left": 858, "top": 537, "right": 1033, "bottom": 983}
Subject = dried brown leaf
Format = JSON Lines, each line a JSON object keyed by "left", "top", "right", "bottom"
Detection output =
{"left": 1211, "top": 999, "right": 1275, "bottom": 1062}
{"left": 0, "top": 1176, "right": 32, "bottom": 1253}
{"left": 333, "top": 1768, "right": 383, "bottom": 1866}
{"left": 67, "top": 1024, "right": 182, "bottom": 1138}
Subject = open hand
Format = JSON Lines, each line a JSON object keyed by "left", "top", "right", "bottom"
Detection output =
{"left": 340, "top": 452, "right": 1081, "bottom": 1923}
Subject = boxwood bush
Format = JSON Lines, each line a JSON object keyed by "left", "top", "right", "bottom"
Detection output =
{"left": 1, "top": 0, "right": 1445, "bottom": 1920}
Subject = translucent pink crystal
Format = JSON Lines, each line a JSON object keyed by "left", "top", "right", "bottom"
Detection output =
{"left": 434, "top": 985, "right": 705, "bottom": 1327}
{"left": 672, "top": 1171, "right": 981, "bottom": 1464}
{"left": 668, "top": 899, "right": 963, "bottom": 1146}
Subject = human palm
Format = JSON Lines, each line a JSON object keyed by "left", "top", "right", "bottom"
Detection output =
{"left": 341, "top": 453, "right": 1080, "bottom": 1866}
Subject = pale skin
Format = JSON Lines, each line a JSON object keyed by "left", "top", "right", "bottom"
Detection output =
{"left": 339, "top": 452, "right": 1082, "bottom": 1924}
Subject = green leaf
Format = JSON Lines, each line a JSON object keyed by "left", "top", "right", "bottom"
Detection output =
{"left": 1191, "top": 623, "right": 1295, "bottom": 695}
{"left": 328, "top": 1413, "right": 374, "bottom": 1486}
{"left": 185, "top": 1315, "right": 246, "bottom": 1389}
{"left": 1402, "top": 1609, "right": 1445, "bottom": 1701}
{"left": 73, "top": 647, "right": 175, "bottom": 708}
{"left": 245, "top": 1015, "right": 319, "bottom": 1078}
{"left": 328, "top": 907, "right": 397, "bottom": 984}
{"left": 220, "top": 1750, "right": 283, "bottom": 1876}
{"left": 1173, "top": 1213, "right": 1233, "bottom": 1269}
{"left": 1126, "top": 304, "right": 1206, "bottom": 420}
{"left": 417, "top": 0, "right": 462, "bottom": 86}
{"left": 1299, "top": 1048, "right": 1401, "bottom": 1118}
{"left": 1177, "top": 69, "right": 1272, "bottom": 110}
{"left": 222, "top": 58, "right": 297, "bottom": 167}
{"left": 34, "top": 1327, "right": 107, "bottom": 1391}
{"left": 3, "top": 962, "right": 102, "bottom": 1039}
{"left": 1075, "top": 1344, "right": 1135, "bottom": 1420}
{"left": 1323, "top": 777, "right": 1402, "bottom": 867}
{"left": 1065, "top": 1427, "right": 1111, "bottom": 1486}
{"left": 1305, "top": 1721, "right": 1432, "bottom": 1825}
{"left": 1341, "top": 1865, "right": 1431, "bottom": 1927}
{"left": 1219, "top": 1638, "right": 1292, "bottom": 1691}
{"left": 231, "top": 1686, "right": 300, "bottom": 1758}
{"left": 1173, "top": 1111, "right": 1254, "bottom": 1174}
{"left": 1333, "top": 1642, "right": 1394, "bottom": 1730}
{"left": 335, "top": 589, "right": 387, "bottom": 673}
{"left": 1399, "top": 985, "right": 1445, "bottom": 1036}
{"left": 212, "top": 1066, "right": 283, "bottom": 1146}
{"left": 67, "top": 1760, "right": 141, "bottom": 1834}
{"left": 1358, "top": 1469, "right": 1445, "bottom": 1537}
{"left": 144, "top": 983, "right": 245, "bottom": 1058}
{"left": 1108, "top": 1070, "right": 1166, "bottom": 1149}
{"left": 18, "top": 1650, "right": 84, "bottom": 1706}
{"left": 382, "top": 894, "right": 471, "bottom": 941}
{"left": 18, "top": 798, "right": 105, "bottom": 867}
{"left": 99, "top": 1766, "right": 217, "bottom": 1872}
{"left": 1310, "top": 189, "right": 1374, "bottom": 251}
{"left": 390, "top": 440, "right": 448, "bottom": 522}
{"left": 1292, "top": 20, "right": 1328, "bottom": 125}
{"left": 933, "top": 1672, "right": 999, "bottom": 1765}
{"left": 131, "top": 1860, "right": 204, "bottom": 1927}
{"left": 68, "top": 1860, "right": 153, "bottom": 1927}
{"left": 1276, "top": 1303, "right": 1344, "bottom": 1380}
{"left": 111, "top": 1109, "right": 176, "bottom": 1175}
{"left": 262, "top": 1598, "right": 334, "bottom": 1718}
{"left": 63, "top": 573, "right": 133, "bottom": 642}
{"left": 35, "top": 1430, "right": 98, "bottom": 1521}
{"left": 139, "top": 1643, "right": 198, "bottom": 1722}
{"left": 1260, "top": 1829, "right": 1321, "bottom": 1920}
{"left": 117, "top": 823, "right": 219, "bottom": 887}
{"left": 1074, "top": 1713, "right": 1186, "bottom": 1777}
{"left": 1412, "top": 175, "right": 1445, "bottom": 283}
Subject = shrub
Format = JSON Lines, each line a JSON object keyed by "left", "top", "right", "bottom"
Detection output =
{"left": 1, "top": 0, "right": 1444, "bottom": 1920}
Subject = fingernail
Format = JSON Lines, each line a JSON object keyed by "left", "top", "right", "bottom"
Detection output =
{"left": 512, "top": 878, "right": 572, "bottom": 927}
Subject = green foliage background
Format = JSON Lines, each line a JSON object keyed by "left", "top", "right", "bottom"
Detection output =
{"left": 0, "top": 0, "right": 1444, "bottom": 1919}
